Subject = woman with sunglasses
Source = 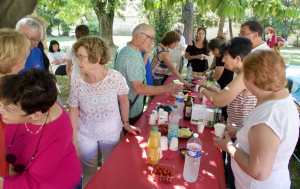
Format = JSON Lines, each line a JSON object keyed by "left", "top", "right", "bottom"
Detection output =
{"left": 0, "top": 29, "right": 31, "bottom": 177}
{"left": 0, "top": 69, "right": 81, "bottom": 189}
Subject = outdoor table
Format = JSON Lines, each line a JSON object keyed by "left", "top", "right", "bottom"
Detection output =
{"left": 85, "top": 76, "right": 226, "bottom": 189}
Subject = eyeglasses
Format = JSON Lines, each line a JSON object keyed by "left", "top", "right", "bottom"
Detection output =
{"left": 6, "top": 116, "right": 47, "bottom": 173}
{"left": 141, "top": 32, "right": 155, "bottom": 42}
{"left": 76, "top": 54, "right": 89, "bottom": 61}
{"left": 265, "top": 32, "right": 270, "bottom": 35}
{"left": 238, "top": 32, "right": 254, "bottom": 37}
{"left": 28, "top": 37, "right": 39, "bottom": 44}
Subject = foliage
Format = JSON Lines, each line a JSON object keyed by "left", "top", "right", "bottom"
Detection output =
{"left": 193, "top": 8, "right": 219, "bottom": 31}
{"left": 61, "top": 22, "right": 71, "bottom": 36}
{"left": 86, "top": 22, "right": 99, "bottom": 35}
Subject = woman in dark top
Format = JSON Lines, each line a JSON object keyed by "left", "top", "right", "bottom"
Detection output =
{"left": 38, "top": 42, "right": 50, "bottom": 72}
{"left": 185, "top": 27, "right": 212, "bottom": 76}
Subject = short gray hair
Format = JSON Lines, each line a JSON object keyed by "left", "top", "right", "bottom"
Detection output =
{"left": 174, "top": 28, "right": 182, "bottom": 36}
{"left": 174, "top": 23, "right": 184, "bottom": 30}
{"left": 132, "top": 23, "right": 148, "bottom": 37}
{"left": 25, "top": 15, "right": 49, "bottom": 29}
{"left": 16, "top": 18, "right": 43, "bottom": 40}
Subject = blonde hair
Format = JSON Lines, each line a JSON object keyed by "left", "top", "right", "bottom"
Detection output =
{"left": 243, "top": 50, "right": 287, "bottom": 92}
{"left": 216, "top": 35, "right": 227, "bottom": 43}
{"left": 0, "top": 28, "right": 30, "bottom": 74}
{"left": 25, "top": 15, "right": 49, "bottom": 29}
{"left": 73, "top": 35, "right": 110, "bottom": 65}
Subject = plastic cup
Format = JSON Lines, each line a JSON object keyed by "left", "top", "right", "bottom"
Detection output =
{"left": 214, "top": 123, "right": 226, "bottom": 138}
{"left": 161, "top": 136, "right": 168, "bottom": 151}
{"left": 159, "top": 132, "right": 163, "bottom": 158}
{"left": 158, "top": 108, "right": 164, "bottom": 117}
{"left": 197, "top": 122, "right": 205, "bottom": 133}
{"left": 152, "top": 110, "right": 158, "bottom": 120}
{"left": 149, "top": 114, "right": 156, "bottom": 125}
{"left": 169, "top": 137, "right": 178, "bottom": 151}
{"left": 157, "top": 116, "right": 165, "bottom": 125}
{"left": 195, "top": 85, "right": 199, "bottom": 91}
{"left": 163, "top": 111, "right": 168, "bottom": 121}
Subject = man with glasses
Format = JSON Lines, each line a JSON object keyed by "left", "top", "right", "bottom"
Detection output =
{"left": 15, "top": 18, "right": 44, "bottom": 73}
{"left": 239, "top": 20, "right": 270, "bottom": 52}
{"left": 114, "top": 23, "right": 183, "bottom": 127}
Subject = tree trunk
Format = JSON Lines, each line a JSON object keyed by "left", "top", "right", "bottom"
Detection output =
{"left": 228, "top": 16, "right": 233, "bottom": 39}
{"left": 217, "top": 16, "right": 225, "bottom": 35}
{"left": 92, "top": 0, "right": 115, "bottom": 45}
{"left": 181, "top": 0, "right": 194, "bottom": 44}
{"left": 58, "top": 24, "right": 60, "bottom": 36}
{"left": 0, "top": 0, "right": 38, "bottom": 29}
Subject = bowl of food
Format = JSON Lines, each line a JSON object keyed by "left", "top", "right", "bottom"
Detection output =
{"left": 156, "top": 105, "right": 173, "bottom": 113}
{"left": 182, "top": 89, "right": 191, "bottom": 95}
{"left": 151, "top": 163, "right": 175, "bottom": 183}
{"left": 179, "top": 148, "right": 186, "bottom": 158}
{"left": 189, "top": 82, "right": 197, "bottom": 87}
{"left": 158, "top": 124, "right": 168, "bottom": 135}
{"left": 178, "top": 126, "right": 194, "bottom": 139}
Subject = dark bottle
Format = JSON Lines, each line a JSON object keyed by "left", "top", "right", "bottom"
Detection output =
{"left": 184, "top": 91, "right": 193, "bottom": 120}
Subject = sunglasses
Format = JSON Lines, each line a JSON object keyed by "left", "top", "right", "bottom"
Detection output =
{"left": 265, "top": 32, "right": 270, "bottom": 35}
{"left": 6, "top": 122, "right": 46, "bottom": 173}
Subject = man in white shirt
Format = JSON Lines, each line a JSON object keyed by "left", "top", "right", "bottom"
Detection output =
{"left": 65, "top": 25, "right": 90, "bottom": 83}
{"left": 239, "top": 20, "right": 270, "bottom": 52}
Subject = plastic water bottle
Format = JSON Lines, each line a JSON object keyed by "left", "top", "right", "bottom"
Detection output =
{"left": 186, "top": 63, "right": 193, "bottom": 83}
{"left": 183, "top": 133, "right": 202, "bottom": 183}
{"left": 175, "top": 92, "right": 184, "bottom": 119}
{"left": 167, "top": 105, "right": 180, "bottom": 144}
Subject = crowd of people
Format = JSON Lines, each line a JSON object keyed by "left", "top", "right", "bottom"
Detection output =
{"left": 0, "top": 14, "right": 298, "bottom": 189}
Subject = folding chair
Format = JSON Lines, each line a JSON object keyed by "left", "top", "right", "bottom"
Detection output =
{"left": 281, "top": 55, "right": 291, "bottom": 67}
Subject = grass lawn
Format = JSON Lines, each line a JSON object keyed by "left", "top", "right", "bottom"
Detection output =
{"left": 51, "top": 35, "right": 300, "bottom": 186}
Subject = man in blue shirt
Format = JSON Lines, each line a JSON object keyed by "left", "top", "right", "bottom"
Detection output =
{"left": 16, "top": 18, "right": 44, "bottom": 73}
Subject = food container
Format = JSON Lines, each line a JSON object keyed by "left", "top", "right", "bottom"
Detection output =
{"left": 151, "top": 163, "right": 175, "bottom": 183}
{"left": 178, "top": 148, "right": 186, "bottom": 159}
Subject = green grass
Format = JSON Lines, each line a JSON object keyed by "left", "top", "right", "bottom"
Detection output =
{"left": 280, "top": 47, "right": 300, "bottom": 66}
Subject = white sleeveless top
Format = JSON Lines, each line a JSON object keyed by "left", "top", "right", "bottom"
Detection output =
{"left": 67, "top": 69, "right": 129, "bottom": 141}
{"left": 232, "top": 95, "right": 299, "bottom": 189}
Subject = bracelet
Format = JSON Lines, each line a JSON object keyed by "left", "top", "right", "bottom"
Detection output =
{"left": 122, "top": 121, "right": 129, "bottom": 124}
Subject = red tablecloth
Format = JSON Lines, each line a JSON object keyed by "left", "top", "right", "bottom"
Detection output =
{"left": 85, "top": 76, "right": 226, "bottom": 189}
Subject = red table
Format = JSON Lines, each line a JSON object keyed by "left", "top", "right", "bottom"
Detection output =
{"left": 85, "top": 76, "right": 226, "bottom": 189}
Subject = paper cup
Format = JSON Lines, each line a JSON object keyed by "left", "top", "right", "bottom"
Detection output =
{"left": 157, "top": 116, "right": 165, "bottom": 125}
{"left": 163, "top": 111, "right": 168, "bottom": 121}
{"left": 149, "top": 114, "right": 156, "bottom": 125}
{"left": 161, "top": 136, "right": 168, "bottom": 151}
{"left": 169, "top": 137, "right": 178, "bottom": 151}
{"left": 152, "top": 110, "right": 158, "bottom": 120}
{"left": 214, "top": 123, "right": 225, "bottom": 138}
{"left": 158, "top": 108, "right": 164, "bottom": 117}
{"left": 197, "top": 122, "right": 205, "bottom": 133}
{"left": 195, "top": 85, "right": 199, "bottom": 91}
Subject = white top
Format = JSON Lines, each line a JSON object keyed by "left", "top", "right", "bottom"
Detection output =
{"left": 166, "top": 43, "right": 183, "bottom": 75}
{"left": 180, "top": 36, "right": 186, "bottom": 55}
{"left": 67, "top": 68, "right": 129, "bottom": 141}
{"left": 252, "top": 42, "right": 270, "bottom": 52}
{"left": 232, "top": 95, "right": 299, "bottom": 189}
{"left": 47, "top": 51, "right": 67, "bottom": 74}
{"left": 66, "top": 45, "right": 81, "bottom": 81}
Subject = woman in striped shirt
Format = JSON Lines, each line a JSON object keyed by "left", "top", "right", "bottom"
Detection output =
{"left": 198, "top": 37, "right": 257, "bottom": 189}
{"left": 151, "top": 31, "right": 189, "bottom": 87}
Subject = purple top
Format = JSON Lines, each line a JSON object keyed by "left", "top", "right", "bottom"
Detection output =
{"left": 4, "top": 104, "right": 81, "bottom": 189}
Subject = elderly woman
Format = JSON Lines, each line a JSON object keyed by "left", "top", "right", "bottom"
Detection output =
{"left": 67, "top": 35, "right": 141, "bottom": 187}
{"left": 0, "top": 69, "right": 81, "bottom": 189}
{"left": 214, "top": 50, "right": 299, "bottom": 189}
{"left": 151, "top": 31, "right": 189, "bottom": 86}
{"left": 265, "top": 27, "right": 288, "bottom": 52}
{"left": 0, "top": 29, "right": 30, "bottom": 177}
{"left": 185, "top": 27, "right": 213, "bottom": 76}
{"left": 47, "top": 40, "right": 67, "bottom": 75}
{"left": 198, "top": 37, "right": 257, "bottom": 189}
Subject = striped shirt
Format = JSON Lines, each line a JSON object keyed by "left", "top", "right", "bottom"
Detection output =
{"left": 227, "top": 93, "right": 257, "bottom": 128}
{"left": 151, "top": 44, "right": 169, "bottom": 81}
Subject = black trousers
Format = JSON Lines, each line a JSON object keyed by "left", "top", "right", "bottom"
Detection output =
{"left": 55, "top": 65, "right": 67, "bottom": 75}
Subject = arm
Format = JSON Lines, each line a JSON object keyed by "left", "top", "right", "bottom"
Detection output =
{"left": 0, "top": 177, "right": 3, "bottom": 189}
{"left": 213, "top": 66, "right": 225, "bottom": 80}
{"left": 68, "top": 107, "right": 81, "bottom": 159}
{"left": 200, "top": 73, "right": 246, "bottom": 107}
{"left": 185, "top": 42, "right": 201, "bottom": 60}
{"left": 66, "top": 59, "right": 72, "bottom": 83}
{"left": 215, "top": 123, "right": 280, "bottom": 181}
{"left": 203, "top": 52, "right": 213, "bottom": 60}
{"left": 132, "top": 80, "right": 183, "bottom": 96}
{"left": 158, "top": 52, "right": 187, "bottom": 84}
{"left": 277, "top": 41, "right": 288, "bottom": 52}
{"left": 118, "top": 94, "right": 141, "bottom": 134}
{"left": 203, "top": 56, "right": 217, "bottom": 76}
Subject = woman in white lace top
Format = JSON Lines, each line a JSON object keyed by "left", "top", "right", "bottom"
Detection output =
{"left": 67, "top": 35, "right": 141, "bottom": 187}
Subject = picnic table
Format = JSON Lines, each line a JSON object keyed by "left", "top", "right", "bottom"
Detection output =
{"left": 85, "top": 76, "right": 226, "bottom": 189}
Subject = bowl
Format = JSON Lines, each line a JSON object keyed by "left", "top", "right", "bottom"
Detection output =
{"left": 182, "top": 89, "right": 191, "bottom": 95}
{"left": 156, "top": 105, "right": 173, "bottom": 113}
{"left": 151, "top": 163, "right": 175, "bottom": 183}
{"left": 179, "top": 148, "right": 187, "bottom": 159}
{"left": 178, "top": 126, "right": 194, "bottom": 139}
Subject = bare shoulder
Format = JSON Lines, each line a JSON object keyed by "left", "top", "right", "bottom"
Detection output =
{"left": 188, "top": 41, "right": 193, "bottom": 46}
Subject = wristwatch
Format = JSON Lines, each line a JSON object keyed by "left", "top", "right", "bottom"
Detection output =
{"left": 122, "top": 121, "right": 129, "bottom": 124}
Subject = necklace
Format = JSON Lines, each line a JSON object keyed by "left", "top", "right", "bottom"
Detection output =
{"left": 25, "top": 110, "right": 50, "bottom": 135}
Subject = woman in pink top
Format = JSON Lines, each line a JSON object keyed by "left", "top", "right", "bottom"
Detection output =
{"left": 0, "top": 69, "right": 81, "bottom": 189}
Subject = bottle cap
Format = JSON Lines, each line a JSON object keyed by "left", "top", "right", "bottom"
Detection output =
{"left": 193, "top": 133, "right": 199, "bottom": 138}
{"left": 173, "top": 104, "right": 178, "bottom": 108}
{"left": 188, "top": 91, "right": 192, "bottom": 96}
{"left": 152, "top": 126, "right": 158, "bottom": 131}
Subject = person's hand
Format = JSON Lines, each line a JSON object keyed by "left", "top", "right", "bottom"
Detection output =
{"left": 183, "top": 81, "right": 191, "bottom": 89}
{"left": 202, "top": 70, "right": 209, "bottom": 76}
{"left": 128, "top": 125, "right": 142, "bottom": 135}
{"left": 9, "top": 164, "right": 18, "bottom": 175}
{"left": 202, "top": 55, "right": 208, "bottom": 60}
{"left": 73, "top": 144, "right": 81, "bottom": 159}
{"left": 166, "top": 83, "right": 184, "bottom": 94}
{"left": 199, "top": 78, "right": 207, "bottom": 86}
{"left": 196, "top": 54, "right": 202, "bottom": 59}
{"left": 213, "top": 131, "right": 233, "bottom": 152}
{"left": 207, "top": 86, "right": 219, "bottom": 93}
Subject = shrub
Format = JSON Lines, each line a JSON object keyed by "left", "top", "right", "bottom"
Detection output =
{"left": 86, "top": 22, "right": 99, "bottom": 35}
{"left": 61, "top": 22, "right": 71, "bottom": 36}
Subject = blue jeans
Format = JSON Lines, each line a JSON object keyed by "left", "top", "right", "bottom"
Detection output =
{"left": 74, "top": 177, "right": 82, "bottom": 189}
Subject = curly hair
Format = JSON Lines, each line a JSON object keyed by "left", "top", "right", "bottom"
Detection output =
{"left": 72, "top": 35, "right": 110, "bottom": 65}
{"left": 160, "top": 31, "right": 181, "bottom": 46}
{"left": 195, "top": 27, "right": 209, "bottom": 54}
{"left": 0, "top": 69, "right": 57, "bottom": 115}
{"left": 0, "top": 28, "right": 30, "bottom": 74}
{"left": 243, "top": 50, "right": 287, "bottom": 92}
